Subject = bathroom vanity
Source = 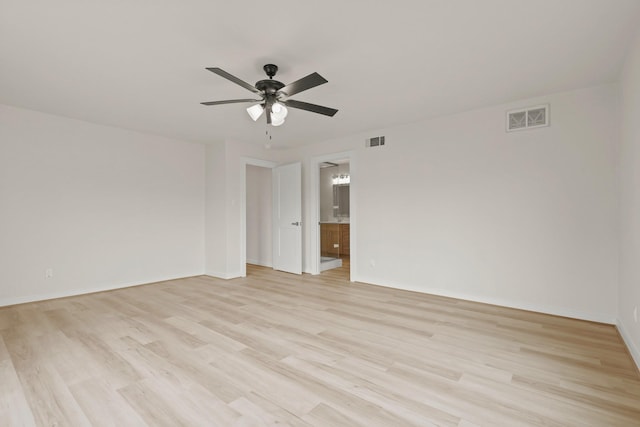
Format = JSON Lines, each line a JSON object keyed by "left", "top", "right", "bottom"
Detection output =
{"left": 320, "top": 222, "right": 350, "bottom": 257}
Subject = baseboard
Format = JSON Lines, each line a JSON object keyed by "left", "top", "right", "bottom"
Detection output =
{"left": 246, "top": 259, "right": 272, "bottom": 268}
{"left": 204, "top": 271, "right": 243, "bottom": 280}
{"left": 355, "top": 275, "right": 617, "bottom": 325}
{"left": 320, "top": 258, "right": 342, "bottom": 272}
{"left": 0, "top": 274, "right": 199, "bottom": 308}
{"left": 617, "top": 318, "right": 640, "bottom": 372}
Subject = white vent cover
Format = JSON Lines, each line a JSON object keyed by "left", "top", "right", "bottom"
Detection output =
{"left": 366, "top": 136, "right": 385, "bottom": 147}
{"left": 506, "top": 104, "right": 549, "bottom": 132}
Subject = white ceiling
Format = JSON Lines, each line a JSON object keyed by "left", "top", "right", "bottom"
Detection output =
{"left": 1, "top": 0, "right": 640, "bottom": 148}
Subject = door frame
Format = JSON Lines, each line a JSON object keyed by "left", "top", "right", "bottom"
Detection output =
{"left": 309, "top": 150, "right": 356, "bottom": 281}
{"left": 240, "top": 157, "right": 278, "bottom": 277}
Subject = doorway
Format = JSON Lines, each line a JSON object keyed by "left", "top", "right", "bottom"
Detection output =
{"left": 242, "top": 158, "right": 302, "bottom": 277}
{"left": 319, "top": 159, "right": 350, "bottom": 272}
{"left": 310, "top": 151, "right": 356, "bottom": 280}
{"left": 241, "top": 157, "right": 277, "bottom": 277}
{"left": 246, "top": 164, "right": 273, "bottom": 269}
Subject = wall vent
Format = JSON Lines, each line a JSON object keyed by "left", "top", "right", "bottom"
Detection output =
{"left": 366, "top": 136, "right": 385, "bottom": 147}
{"left": 506, "top": 104, "right": 549, "bottom": 132}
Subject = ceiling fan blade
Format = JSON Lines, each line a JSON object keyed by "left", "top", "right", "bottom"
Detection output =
{"left": 206, "top": 67, "right": 261, "bottom": 94}
{"left": 282, "top": 99, "right": 338, "bottom": 117}
{"left": 200, "top": 98, "right": 261, "bottom": 106}
{"left": 279, "top": 72, "right": 328, "bottom": 97}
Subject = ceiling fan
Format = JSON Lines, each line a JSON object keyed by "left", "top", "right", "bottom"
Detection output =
{"left": 201, "top": 64, "right": 338, "bottom": 126}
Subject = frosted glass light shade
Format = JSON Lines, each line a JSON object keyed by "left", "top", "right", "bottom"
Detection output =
{"left": 272, "top": 116, "right": 285, "bottom": 126}
{"left": 246, "top": 104, "right": 264, "bottom": 121}
{"left": 271, "top": 102, "right": 288, "bottom": 121}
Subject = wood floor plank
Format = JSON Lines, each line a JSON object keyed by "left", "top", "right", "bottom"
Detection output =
{"left": 0, "top": 335, "right": 37, "bottom": 427}
{"left": 68, "top": 378, "right": 148, "bottom": 427}
{"left": 303, "top": 402, "right": 367, "bottom": 427}
{"left": 0, "top": 260, "right": 638, "bottom": 426}
{"left": 234, "top": 391, "right": 314, "bottom": 427}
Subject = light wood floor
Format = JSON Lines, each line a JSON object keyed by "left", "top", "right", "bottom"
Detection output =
{"left": 1, "top": 263, "right": 639, "bottom": 426}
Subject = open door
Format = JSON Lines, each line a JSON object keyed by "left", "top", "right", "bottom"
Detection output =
{"left": 272, "top": 162, "right": 302, "bottom": 274}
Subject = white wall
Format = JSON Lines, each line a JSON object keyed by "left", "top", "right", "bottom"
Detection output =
{"left": 619, "top": 28, "right": 640, "bottom": 367}
{"left": 283, "top": 84, "right": 620, "bottom": 323}
{"left": 204, "top": 141, "right": 228, "bottom": 277}
{"left": 0, "top": 105, "right": 205, "bottom": 305}
{"left": 359, "top": 86, "right": 618, "bottom": 323}
{"left": 246, "top": 165, "right": 272, "bottom": 266}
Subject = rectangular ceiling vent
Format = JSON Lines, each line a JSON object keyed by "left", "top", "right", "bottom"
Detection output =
{"left": 366, "top": 136, "right": 385, "bottom": 148}
{"left": 506, "top": 104, "right": 549, "bottom": 132}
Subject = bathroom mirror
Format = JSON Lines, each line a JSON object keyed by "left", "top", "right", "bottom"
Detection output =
{"left": 333, "top": 183, "right": 350, "bottom": 218}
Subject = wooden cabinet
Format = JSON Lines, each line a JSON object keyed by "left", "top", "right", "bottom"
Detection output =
{"left": 321, "top": 223, "right": 340, "bottom": 257}
{"left": 321, "top": 223, "right": 350, "bottom": 257}
{"left": 340, "top": 224, "right": 350, "bottom": 256}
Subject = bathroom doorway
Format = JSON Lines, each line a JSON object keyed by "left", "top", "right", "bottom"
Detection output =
{"left": 319, "top": 159, "right": 350, "bottom": 272}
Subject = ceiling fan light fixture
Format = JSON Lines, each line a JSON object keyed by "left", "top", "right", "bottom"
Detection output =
{"left": 271, "top": 102, "right": 288, "bottom": 121}
{"left": 246, "top": 103, "right": 264, "bottom": 121}
{"left": 272, "top": 116, "right": 285, "bottom": 126}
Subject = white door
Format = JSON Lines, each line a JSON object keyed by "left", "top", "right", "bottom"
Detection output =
{"left": 272, "top": 162, "right": 302, "bottom": 274}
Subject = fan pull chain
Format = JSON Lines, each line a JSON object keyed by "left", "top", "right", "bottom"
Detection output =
{"left": 265, "top": 128, "right": 272, "bottom": 149}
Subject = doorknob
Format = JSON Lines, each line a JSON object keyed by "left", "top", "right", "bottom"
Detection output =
{"left": 291, "top": 221, "right": 300, "bottom": 226}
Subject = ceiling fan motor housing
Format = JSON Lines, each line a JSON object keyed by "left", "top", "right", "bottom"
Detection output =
{"left": 255, "top": 79, "right": 285, "bottom": 95}
{"left": 256, "top": 64, "right": 285, "bottom": 97}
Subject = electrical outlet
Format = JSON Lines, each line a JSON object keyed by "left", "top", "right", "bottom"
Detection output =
{"left": 634, "top": 306, "right": 638, "bottom": 323}
{"left": 370, "top": 259, "right": 376, "bottom": 267}
{"left": 45, "top": 268, "right": 53, "bottom": 279}
{"left": 333, "top": 243, "right": 339, "bottom": 248}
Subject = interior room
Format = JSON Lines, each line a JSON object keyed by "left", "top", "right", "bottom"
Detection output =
{"left": 2, "top": 1, "right": 640, "bottom": 425}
